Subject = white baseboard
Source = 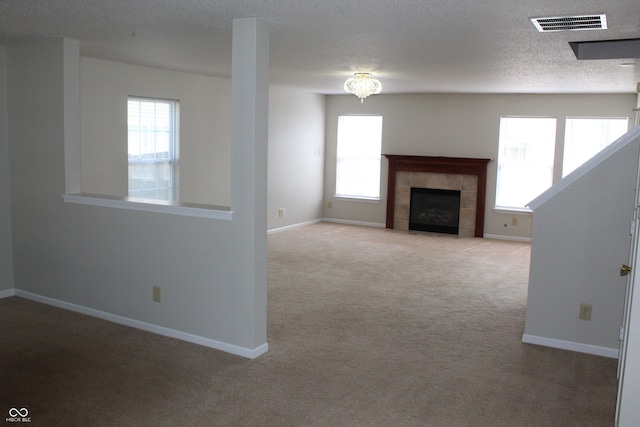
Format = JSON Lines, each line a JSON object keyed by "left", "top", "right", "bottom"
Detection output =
{"left": 0, "top": 288, "right": 16, "bottom": 299}
{"left": 484, "top": 234, "right": 532, "bottom": 243}
{"left": 522, "top": 333, "right": 618, "bottom": 359}
{"left": 317, "top": 224, "right": 531, "bottom": 240}
{"left": 322, "top": 218, "right": 386, "bottom": 228}
{"left": 13, "top": 289, "right": 268, "bottom": 359}
{"left": 268, "top": 218, "right": 323, "bottom": 234}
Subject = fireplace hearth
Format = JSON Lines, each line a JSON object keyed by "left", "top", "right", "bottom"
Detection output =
{"left": 410, "top": 188, "right": 461, "bottom": 235}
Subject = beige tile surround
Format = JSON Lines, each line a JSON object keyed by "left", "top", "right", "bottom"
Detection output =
{"left": 393, "top": 171, "right": 478, "bottom": 237}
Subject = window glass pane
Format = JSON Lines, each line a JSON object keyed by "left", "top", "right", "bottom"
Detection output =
{"left": 496, "top": 117, "right": 556, "bottom": 209}
{"left": 562, "top": 117, "right": 628, "bottom": 177}
{"left": 336, "top": 116, "right": 383, "bottom": 199}
{"left": 127, "top": 97, "right": 177, "bottom": 201}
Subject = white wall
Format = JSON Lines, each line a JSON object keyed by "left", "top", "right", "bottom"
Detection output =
{"left": 80, "top": 57, "right": 232, "bottom": 206}
{"left": 324, "top": 93, "right": 636, "bottom": 239}
{"left": 268, "top": 86, "right": 325, "bottom": 230}
{"left": 524, "top": 133, "right": 640, "bottom": 355}
{"left": 0, "top": 44, "right": 14, "bottom": 292}
{"left": 6, "top": 37, "right": 267, "bottom": 357}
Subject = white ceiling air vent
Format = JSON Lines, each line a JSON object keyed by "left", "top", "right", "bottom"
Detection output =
{"left": 531, "top": 14, "right": 607, "bottom": 32}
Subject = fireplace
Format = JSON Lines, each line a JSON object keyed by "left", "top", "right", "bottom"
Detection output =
{"left": 410, "top": 188, "right": 461, "bottom": 235}
{"left": 384, "top": 155, "right": 491, "bottom": 237}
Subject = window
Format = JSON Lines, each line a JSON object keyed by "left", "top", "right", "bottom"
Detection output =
{"left": 495, "top": 117, "right": 557, "bottom": 210}
{"left": 335, "top": 115, "right": 383, "bottom": 199}
{"left": 562, "top": 117, "right": 628, "bottom": 177}
{"left": 127, "top": 97, "right": 178, "bottom": 201}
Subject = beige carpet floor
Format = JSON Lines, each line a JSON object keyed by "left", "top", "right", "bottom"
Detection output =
{"left": 0, "top": 223, "right": 618, "bottom": 426}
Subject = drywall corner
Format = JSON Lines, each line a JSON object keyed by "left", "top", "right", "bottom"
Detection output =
{"left": 0, "top": 43, "right": 14, "bottom": 292}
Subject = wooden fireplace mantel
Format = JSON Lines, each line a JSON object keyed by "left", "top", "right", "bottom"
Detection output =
{"left": 383, "top": 155, "right": 491, "bottom": 237}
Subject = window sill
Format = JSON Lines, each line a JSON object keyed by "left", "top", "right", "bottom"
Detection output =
{"left": 62, "top": 193, "right": 233, "bottom": 220}
{"left": 334, "top": 195, "right": 381, "bottom": 203}
{"left": 493, "top": 206, "right": 533, "bottom": 215}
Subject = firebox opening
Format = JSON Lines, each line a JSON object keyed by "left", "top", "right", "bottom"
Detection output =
{"left": 409, "top": 188, "right": 461, "bottom": 235}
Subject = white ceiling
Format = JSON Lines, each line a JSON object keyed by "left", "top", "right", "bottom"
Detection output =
{"left": 0, "top": 0, "right": 639, "bottom": 95}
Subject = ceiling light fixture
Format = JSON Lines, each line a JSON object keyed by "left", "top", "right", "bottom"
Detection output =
{"left": 344, "top": 73, "right": 382, "bottom": 103}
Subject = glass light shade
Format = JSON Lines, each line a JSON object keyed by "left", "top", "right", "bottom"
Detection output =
{"left": 344, "top": 73, "right": 382, "bottom": 103}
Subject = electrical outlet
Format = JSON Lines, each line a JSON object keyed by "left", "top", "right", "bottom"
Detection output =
{"left": 153, "top": 286, "right": 161, "bottom": 303}
{"left": 278, "top": 208, "right": 286, "bottom": 217}
{"left": 511, "top": 217, "right": 518, "bottom": 226}
{"left": 328, "top": 201, "right": 332, "bottom": 209}
{"left": 579, "top": 303, "right": 592, "bottom": 320}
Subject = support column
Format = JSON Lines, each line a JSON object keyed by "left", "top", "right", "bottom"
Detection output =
{"left": 230, "top": 17, "right": 269, "bottom": 352}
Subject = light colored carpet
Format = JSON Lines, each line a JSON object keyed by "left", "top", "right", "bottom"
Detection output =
{"left": 0, "top": 223, "right": 617, "bottom": 426}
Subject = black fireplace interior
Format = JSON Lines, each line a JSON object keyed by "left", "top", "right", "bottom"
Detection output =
{"left": 409, "top": 187, "right": 461, "bottom": 235}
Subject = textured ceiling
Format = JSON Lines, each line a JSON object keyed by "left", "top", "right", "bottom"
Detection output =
{"left": 0, "top": 0, "right": 639, "bottom": 94}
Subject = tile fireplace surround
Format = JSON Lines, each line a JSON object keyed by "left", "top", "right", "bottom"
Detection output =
{"left": 384, "top": 155, "right": 491, "bottom": 237}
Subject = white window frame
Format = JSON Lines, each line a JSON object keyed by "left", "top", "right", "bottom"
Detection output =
{"left": 495, "top": 116, "right": 557, "bottom": 211}
{"left": 127, "top": 96, "right": 179, "bottom": 201}
{"left": 562, "top": 116, "right": 629, "bottom": 178}
{"left": 335, "top": 115, "right": 383, "bottom": 201}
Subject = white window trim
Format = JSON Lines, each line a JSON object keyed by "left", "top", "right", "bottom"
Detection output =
{"left": 334, "top": 195, "right": 381, "bottom": 202}
{"left": 335, "top": 115, "right": 384, "bottom": 200}
{"left": 127, "top": 96, "right": 179, "bottom": 201}
{"left": 493, "top": 206, "right": 533, "bottom": 215}
{"left": 62, "top": 193, "right": 233, "bottom": 220}
{"left": 562, "top": 116, "right": 629, "bottom": 178}
{"left": 495, "top": 115, "right": 557, "bottom": 210}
